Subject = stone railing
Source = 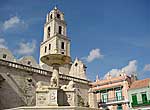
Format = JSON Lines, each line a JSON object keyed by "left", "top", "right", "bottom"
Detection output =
{"left": 0, "top": 59, "right": 49, "bottom": 75}
{"left": 0, "top": 59, "right": 90, "bottom": 84}
{"left": 59, "top": 73, "right": 89, "bottom": 84}
{"left": 98, "top": 96, "right": 125, "bottom": 107}
{"left": 99, "top": 96, "right": 124, "bottom": 103}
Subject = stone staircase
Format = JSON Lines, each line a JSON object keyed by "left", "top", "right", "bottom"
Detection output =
{"left": 0, "top": 73, "right": 27, "bottom": 104}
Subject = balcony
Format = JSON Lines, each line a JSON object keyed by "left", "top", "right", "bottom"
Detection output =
{"left": 98, "top": 96, "right": 125, "bottom": 107}
{"left": 132, "top": 100, "right": 150, "bottom": 107}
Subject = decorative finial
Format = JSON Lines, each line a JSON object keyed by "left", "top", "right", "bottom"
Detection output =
{"left": 54, "top": 5, "right": 58, "bottom": 10}
{"left": 107, "top": 72, "right": 111, "bottom": 79}
{"left": 96, "top": 75, "right": 99, "bottom": 81}
{"left": 121, "top": 69, "right": 125, "bottom": 73}
{"left": 75, "top": 57, "right": 78, "bottom": 60}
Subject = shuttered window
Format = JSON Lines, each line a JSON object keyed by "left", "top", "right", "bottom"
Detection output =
{"left": 142, "top": 93, "right": 147, "bottom": 103}
{"left": 132, "top": 94, "right": 138, "bottom": 105}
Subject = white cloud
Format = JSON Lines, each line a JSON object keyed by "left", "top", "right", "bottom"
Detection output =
{"left": 122, "top": 60, "right": 137, "bottom": 75}
{"left": 143, "top": 64, "right": 150, "bottom": 71}
{"left": 104, "top": 60, "right": 137, "bottom": 79}
{"left": 104, "top": 69, "right": 121, "bottom": 79}
{"left": 0, "top": 38, "right": 7, "bottom": 48}
{"left": 3, "top": 16, "right": 25, "bottom": 30}
{"left": 86, "top": 48, "right": 103, "bottom": 62}
{"left": 16, "top": 40, "right": 36, "bottom": 55}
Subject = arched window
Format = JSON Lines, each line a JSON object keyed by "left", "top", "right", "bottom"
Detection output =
{"left": 45, "top": 46, "right": 47, "bottom": 53}
{"left": 27, "top": 61, "right": 31, "bottom": 65}
{"left": 75, "top": 63, "right": 78, "bottom": 66}
{"left": 3, "top": 54, "right": 7, "bottom": 59}
{"left": 50, "top": 14, "right": 53, "bottom": 19}
{"left": 59, "top": 26, "right": 62, "bottom": 34}
{"left": 49, "top": 44, "right": 51, "bottom": 50}
{"left": 61, "top": 42, "right": 64, "bottom": 49}
{"left": 47, "top": 26, "right": 50, "bottom": 38}
{"left": 57, "top": 14, "right": 60, "bottom": 19}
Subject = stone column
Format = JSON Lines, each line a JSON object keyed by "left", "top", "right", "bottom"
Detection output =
{"left": 108, "top": 89, "right": 114, "bottom": 100}
{"left": 88, "top": 89, "right": 97, "bottom": 108}
{"left": 122, "top": 81, "right": 129, "bottom": 100}
{"left": 112, "top": 88, "right": 115, "bottom": 99}
{"left": 122, "top": 103, "right": 129, "bottom": 110}
{"left": 113, "top": 105, "right": 117, "bottom": 110}
{"left": 96, "top": 92, "right": 100, "bottom": 103}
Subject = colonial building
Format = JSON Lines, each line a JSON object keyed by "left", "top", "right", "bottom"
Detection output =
{"left": 0, "top": 7, "right": 90, "bottom": 110}
{"left": 90, "top": 72, "right": 132, "bottom": 110}
{"left": 128, "top": 78, "right": 150, "bottom": 110}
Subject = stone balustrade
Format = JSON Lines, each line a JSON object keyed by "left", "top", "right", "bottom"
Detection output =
{"left": 0, "top": 59, "right": 89, "bottom": 84}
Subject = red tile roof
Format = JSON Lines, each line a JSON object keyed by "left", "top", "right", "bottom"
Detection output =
{"left": 90, "top": 75, "right": 127, "bottom": 87}
{"left": 129, "top": 78, "right": 150, "bottom": 90}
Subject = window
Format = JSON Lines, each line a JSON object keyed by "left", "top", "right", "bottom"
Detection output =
{"left": 49, "top": 44, "right": 51, "bottom": 50}
{"left": 27, "top": 61, "right": 31, "bottom": 65}
{"left": 27, "top": 78, "right": 32, "bottom": 82}
{"left": 101, "top": 91, "right": 108, "bottom": 103}
{"left": 57, "top": 14, "right": 60, "bottom": 19}
{"left": 59, "top": 26, "right": 62, "bottom": 34}
{"left": 3, "top": 54, "right": 7, "bottom": 59}
{"left": 75, "top": 63, "right": 78, "bottom": 66}
{"left": 61, "top": 42, "right": 64, "bottom": 49}
{"left": 115, "top": 88, "right": 122, "bottom": 101}
{"left": 61, "top": 52, "right": 64, "bottom": 54}
{"left": 47, "top": 27, "right": 50, "bottom": 38}
{"left": 142, "top": 93, "right": 147, "bottom": 103}
{"left": 132, "top": 94, "right": 138, "bottom": 105}
{"left": 50, "top": 14, "right": 53, "bottom": 19}
{"left": 45, "top": 46, "right": 47, "bottom": 53}
{"left": 117, "top": 104, "right": 122, "bottom": 110}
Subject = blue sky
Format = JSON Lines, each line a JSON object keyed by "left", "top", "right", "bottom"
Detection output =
{"left": 0, "top": 0, "right": 150, "bottom": 80}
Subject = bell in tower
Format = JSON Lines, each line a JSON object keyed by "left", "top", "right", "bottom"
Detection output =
{"left": 40, "top": 6, "right": 71, "bottom": 66}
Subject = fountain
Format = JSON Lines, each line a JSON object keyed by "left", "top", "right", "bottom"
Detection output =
{"left": 35, "top": 54, "right": 71, "bottom": 106}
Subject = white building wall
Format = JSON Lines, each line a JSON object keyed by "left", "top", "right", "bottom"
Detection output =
{"left": 128, "top": 87, "right": 150, "bottom": 109}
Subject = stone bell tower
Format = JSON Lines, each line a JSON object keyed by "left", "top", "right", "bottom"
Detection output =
{"left": 40, "top": 6, "right": 70, "bottom": 65}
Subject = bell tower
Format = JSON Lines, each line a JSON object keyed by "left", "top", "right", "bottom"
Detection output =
{"left": 40, "top": 6, "right": 70, "bottom": 65}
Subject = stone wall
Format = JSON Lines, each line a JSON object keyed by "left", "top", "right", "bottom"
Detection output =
{"left": 0, "top": 59, "right": 90, "bottom": 109}
{"left": 8, "top": 106, "right": 99, "bottom": 110}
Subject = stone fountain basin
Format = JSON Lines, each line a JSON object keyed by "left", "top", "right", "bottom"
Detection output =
{"left": 41, "top": 54, "right": 71, "bottom": 66}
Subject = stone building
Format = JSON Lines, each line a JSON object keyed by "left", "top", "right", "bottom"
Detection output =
{"left": 128, "top": 78, "right": 150, "bottom": 110}
{"left": 89, "top": 72, "right": 132, "bottom": 110}
{"left": 0, "top": 7, "right": 90, "bottom": 110}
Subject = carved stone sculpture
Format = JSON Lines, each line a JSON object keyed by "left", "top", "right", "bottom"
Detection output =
{"left": 61, "top": 81, "right": 75, "bottom": 90}
{"left": 50, "top": 77, "right": 58, "bottom": 87}
{"left": 24, "top": 77, "right": 35, "bottom": 105}
{"left": 50, "top": 67, "right": 59, "bottom": 88}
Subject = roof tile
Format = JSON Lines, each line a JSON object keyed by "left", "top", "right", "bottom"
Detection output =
{"left": 129, "top": 78, "right": 150, "bottom": 90}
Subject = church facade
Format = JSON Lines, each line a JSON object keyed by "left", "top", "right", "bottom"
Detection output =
{"left": 0, "top": 7, "right": 90, "bottom": 110}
